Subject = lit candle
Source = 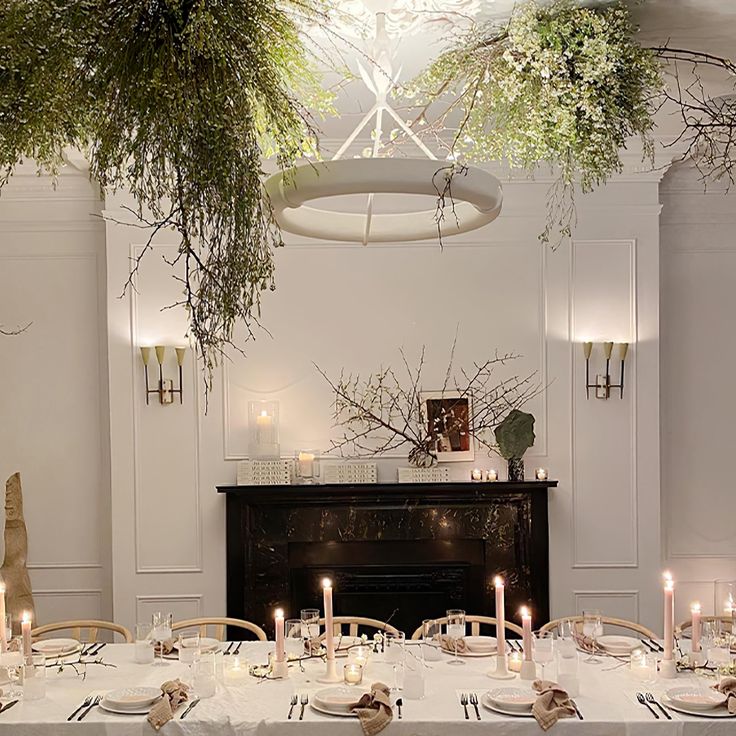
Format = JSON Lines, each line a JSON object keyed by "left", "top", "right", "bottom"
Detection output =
{"left": 256, "top": 410, "right": 272, "bottom": 426}
{"left": 486, "top": 469, "right": 498, "bottom": 482}
{"left": 508, "top": 651, "right": 522, "bottom": 672}
{"left": 298, "top": 452, "right": 315, "bottom": 478}
{"left": 256, "top": 410, "right": 273, "bottom": 446}
{"left": 535, "top": 468, "right": 548, "bottom": 481}
{"left": 690, "top": 602, "right": 701, "bottom": 654}
{"left": 21, "top": 611, "right": 32, "bottom": 661}
{"left": 344, "top": 663, "right": 363, "bottom": 685}
{"left": 323, "top": 578, "right": 335, "bottom": 661}
{"left": 223, "top": 655, "right": 250, "bottom": 685}
{"left": 349, "top": 645, "right": 370, "bottom": 667}
{"left": 0, "top": 581, "right": 6, "bottom": 652}
{"left": 520, "top": 606, "right": 533, "bottom": 662}
{"left": 663, "top": 572, "right": 674, "bottom": 661}
{"left": 275, "top": 608, "right": 285, "bottom": 663}
{"left": 471, "top": 468, "right": 482, "bottom": 482}
{"left": 494, "top": 576, "right": 506, "bottom": 658}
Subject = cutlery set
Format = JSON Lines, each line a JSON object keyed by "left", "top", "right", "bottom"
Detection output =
{"left": 223, "top": 641, "right": 243, "bottom": 656}
{"left": 506, "top": 640, "right": 523, "bottom": 653}
{"left": 0, "top": 700, "right": 18, "bottom": 716}
{"left": 636, "top": 692, "right": 671, "bottom": 719}
{"left": 180, "top": 698, "right": 201, "bottom": 719}
{"left": 639, "top": 639, "right": 664, "bottom": 653}
{"left": 81, "top": 642, "right": 106, "bottom": 657}
{"left": 459, "top": 693, "right": 481, "bottom": 720}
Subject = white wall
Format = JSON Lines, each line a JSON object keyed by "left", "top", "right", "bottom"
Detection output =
{"left": 0, "top": 162, "right": 111, "bottom": 626}
{"left": 660, "top": 161, "right": 736, "bottom": 623}
{"left": 103, "top": 151, "right": 669, "bottom": 633}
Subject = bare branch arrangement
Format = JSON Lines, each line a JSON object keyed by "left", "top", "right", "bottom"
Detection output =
{"left": 0, "top": 322, "right": 31, "bottom": 336}
{"left": 44, "top": 654, "right": 117, "bottom": 681}
{"left": 315, "top": 341, "right": 541, "bottom": 467}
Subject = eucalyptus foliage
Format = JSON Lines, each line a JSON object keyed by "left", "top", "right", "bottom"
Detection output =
{"left": 0, "top": 0, "right": 330, "bottom": 390}
{"left": 407, "top": 0, "right": 663, "bottom": 245}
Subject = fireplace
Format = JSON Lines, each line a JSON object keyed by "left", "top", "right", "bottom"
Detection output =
{"left": 218, "top": 480, "right": 555, "bottom": 638}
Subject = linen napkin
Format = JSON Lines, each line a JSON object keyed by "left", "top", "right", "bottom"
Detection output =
{"left": 153, "top": 639, "right": 175, "bottom": 657}
{"left": 147, "top": 679, "right": 190, "bottom": 731}
{"left": 531, "top": 679, "right": 576, "bottom": 731}
{"left": 351, "top": 682, "right": 393, "bottom": 736}
{"left": 436, "top": 634, "right": 468, "bottom": 654}
{"left": 714, "top": 677, "right": 736, "bottom": 714}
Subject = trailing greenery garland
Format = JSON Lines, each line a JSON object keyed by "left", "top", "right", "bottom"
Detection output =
{"left": 0, "top": 0, "right": 330, "bottom": 391}
{"left": 406, "top": 0, "right": 663, "bottom": 245}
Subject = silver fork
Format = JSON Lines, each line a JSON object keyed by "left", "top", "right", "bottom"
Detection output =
{"left": 67, "top": 695, "right": 92, "bottom": 721}
{"left": 469, "top": 693, "right": 481, "bottom": 720}
{"left": 636, "top": 692, "right": 659, "bottom": 719}
{"left": 299, "top": 693, "right": 308, "bottom": 720}
{"left": 460, "top": 693, "right": 469, "bottom": 720}
{"left": 288, "top": 694, "right": 298, "bottom": 719}
{"left": 77, "top": 695, "right": 102, "bottom": 721}
{"left": 645, "top": 692, "right": 671, "bottom": 720}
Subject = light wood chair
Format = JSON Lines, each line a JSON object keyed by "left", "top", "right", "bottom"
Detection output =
{"left": 172, "top": 617, "right": 267, "bottom": 641}
{"left": 539, "top": 616, "right": 657, "bottom": 639}
{"left": 32, "top": 619, "right": 133, "bottom": 643}
{"left": 676, "top": 615, "right": 732, "bottom": 636}
{"left": 318, "top": 616, "right": 400, "bottom": 638}
{"left": 410, "top": 615, "right": 524, "bottom": 640}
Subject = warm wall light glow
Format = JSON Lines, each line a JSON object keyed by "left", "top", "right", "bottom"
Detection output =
{"left": 21, "top": 611, "right": 31, "bottom": 624}
{"left": 494, "top": 575, "right": 504, "bottom": 588}
{"left": 322, "top": 577, "right": 332, "bottom": 589}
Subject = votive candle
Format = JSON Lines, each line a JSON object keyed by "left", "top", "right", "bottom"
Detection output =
{"left": 508, "top": 651, "right": 522, "bottom": 672}
{"left": 663, "top": 572, "right": 674, "bottom": 661}
{"left": 471, "top": 468, "right": 483, "bottom": 482}
{"left": 520, "top": 606, "right": 533, "bottom": 662}
{"left": 690, "top": 602, "right": 701, "bottom": 654}
{"left": 494, "top": 576, "right": 506, "bottom": 658}
{"left": 275, "top": 608, "right": 285, "bottom": 663}
{"left": 344, "top": 663, "right": 363, "bottom": 685}
{"left": 21, "top": 611, "right": 32, "bottom": 660}
{"left": 486, "top": 469, "right": 498, "bottom": 482}
{"left": 535, "top": 468, "right": 548, "bottom": 481}
{"left": 323, "top": 578, "right": 335, "bottom": 661}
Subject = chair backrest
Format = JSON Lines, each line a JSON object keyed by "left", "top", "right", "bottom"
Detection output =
{"left": 410, "top": 614, "right": 524, "bottom": 640}
{"left": 172, "top": 617, "right": 267, "bottom": 641}
{"left": 32, "top": 619, "right": 133, "bottom": 643}
{"left": 318, "top": 616, "right": 400, "bottom": 638}
{"left": 538, "top": 615, "right": 657, "bottom": 639}
{"left": 676, "top": 615, "right": 732, "bottom": 635}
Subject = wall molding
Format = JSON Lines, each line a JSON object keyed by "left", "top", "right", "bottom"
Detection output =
{"left": 135, "top": 594, "right": 203, "bottom": 620}
{"left": 573, "top": 590, "right": 640, "bottom": 620}
{"left": 28, "top": 562, "right": 103, "bottom": 570}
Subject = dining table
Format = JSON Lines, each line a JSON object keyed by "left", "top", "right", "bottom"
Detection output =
{"left": 0, "top": 640, "right": 732, "bottom": 735}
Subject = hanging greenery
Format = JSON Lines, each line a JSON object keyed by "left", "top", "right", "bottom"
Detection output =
{"left": 0, "top": 0, "right": 331, "bottom": 391}
{"left": 406, "top": 0, "right": 663, "bottom": 245}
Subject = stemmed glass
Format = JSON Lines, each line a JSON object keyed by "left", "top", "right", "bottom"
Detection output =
{"left": 446, "top": 609, "right": 466, "bottom": 667}
{"left": 704, "top": 620, "right": 731, "bottom": 683}
{"left": 1, "top": 637, "right": 23, "bottom": 699}
{"left": 582, "top": 610, "right": 603, "bottom": 663}
{"left": 151, "top": 612, "right": 173, "bottom": 666}
{"left": 534, "top": 631, "right": 555, "bottom": 680}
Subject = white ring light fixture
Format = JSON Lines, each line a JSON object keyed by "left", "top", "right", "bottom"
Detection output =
{"left": 266, "top": 158, "right": 502, "bottom": 243}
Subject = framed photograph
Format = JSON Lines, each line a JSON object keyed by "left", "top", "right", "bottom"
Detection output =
{"left": 421, "top": 391, "right": 474, "bottom": 463}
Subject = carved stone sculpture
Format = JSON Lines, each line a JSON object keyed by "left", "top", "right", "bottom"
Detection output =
{"left": 1, "top": 473, "right": 35, "bottom": 629}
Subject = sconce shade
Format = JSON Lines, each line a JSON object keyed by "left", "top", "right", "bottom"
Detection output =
{"left": 140, "top": 347, "right": 151, "bottom": 366}
{"left": 175, "top": 347, "right": 187, "bottom": 366}
{"left": 582, "top": 342, "right": 593, "bottom": 360}
{"left": 619, "top": 342, "right": 629, "bottom": 361}
{"left": 603, "top": 342, "right": 614, "bottom": 360}
{"left": 155, "top": 345, "right": 166, "bottom": 365}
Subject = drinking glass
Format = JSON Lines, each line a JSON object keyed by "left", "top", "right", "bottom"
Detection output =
{"left": 558, "top": 618, "right": 575, "bottom": 641}
{"left": 134, "top": 623, "right": 155, "bottom": 664}
{"left": 403, "top": 646, "right": 426, "bottom": 699}
{"left": 421, "top": 619, "right": 442, "bottom": 661}
{"left": 343, "top": 663, "right": 364, "bottom": 686}
{"left": 582, "top": 609, "right": 603, "bottom": 663}
{"left": 192, "top": 651, "right": 217, "bottom": 698}
{"left": 300, "top": 609, "right": 320, "bottom": 638}
{"left": 384, "top": 631, "right": 406, "bottom": 664}
{"left": 285, "top": 619, "right": 304, "bottom": 659}
{"left": 446, "top": 609, "right": 466, "bottom": 667}
{"left": 177, "top": 628, "right": 200, "bottom": 665}
{"left": 22, "top": 653, "right": 46, "bottom": 700}
{"left": 557, "top": 637, "right": 580, "bottom": 696}
{"left": 629, "top": 649, "right": 657, "bottom": 686}
{"left": 151, "top": 612, "right": 173, "bottom": 666}
{"left": 705, "top": 625, "right": 731, "bottom": 684}
{"left": 0, "top": 638, "right": 23, "bottom": 699}
{"left": 534, "top": 631, "right": 555, "bottom": 681}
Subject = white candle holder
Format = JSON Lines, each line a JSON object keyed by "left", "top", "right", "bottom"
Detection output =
{"left": 519, "top": 660, "right": 537, "bottom": 680}
{"left": 271, "top": 658, "right": 289, "bottom": 679}
{"left": 487, "top": 653, "right": 516, "bottom": 680}
{"left": 317, "top": 656, "right": 342, "bottom": 683}
{"left": 659, "top": 659, "right": 678, "bottom": 679}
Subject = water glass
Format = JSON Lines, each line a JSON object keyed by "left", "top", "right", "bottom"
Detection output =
{"left": 343, "top": 663, "right": 364, "bottom": 686}
{"left": 0, "top": 640, "right": 23, "bottom": 698}
{"left": 557, "top": 638, "right": 579, "bottom": 696}
{"left": 177, "top": 629, "right": 200, "bottom": 665}
{"left": 629, "top": 649, "right": 657, "bottom": 685}
{"left": 557, "top": 618, "right": 575, "bottom": 641}
{"left": 384, "top": 631, "right": 406, "bottom": 664}
{"left": 300, "top": 609, "right": 320, "bottom": 641}
{"left": 534, "top": 632, "right": 555, "bottom": 680}
{"left": 285, "top": 619, "right": 304, "bottom": 658}
{"left": 151, "top": 612, "right": 173, "bottom": 666}
{"left": 446, "top": 609, "right": 466, "bottom": 667}
{"left": 22, "top": 653, "right": 46, "bottom": 700}
{"left": 134, "top": 623, "right": 155, "bottom": 664}
{"left": 421, "top": 619, "right": 442, "bottom": 661}
{"left": 192, "top": 652, "right": 217, "bottom": 698}
{"left": 403, "top": 647, "right": 426, "bottom": 699}
{"left": 582, "top": 609, "right": 603, "bottom": 663}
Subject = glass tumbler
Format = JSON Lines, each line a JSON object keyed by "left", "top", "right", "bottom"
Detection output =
{"left": 135, "top": 623, "right": 155, "bottom": 664}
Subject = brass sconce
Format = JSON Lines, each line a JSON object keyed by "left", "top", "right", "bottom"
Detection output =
{"left": 583, "top": 341, "right": 628, "bottom": 399}
{"left": 140, "top": 345, "right": 186, "bottom": 405}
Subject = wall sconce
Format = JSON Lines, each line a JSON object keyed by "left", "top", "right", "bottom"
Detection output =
{"left": 140, "top": 346, "right": 186, "bottom": 405}
{"left": 583, "top": 341, "right": 628, "bottom": 399}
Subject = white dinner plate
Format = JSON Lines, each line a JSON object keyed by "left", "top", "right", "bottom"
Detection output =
{"left": 313, "top": 686, "right": 367, "bottom": 713}
{"left": 104, "top": 687, "right": 162, "bottom": 710}
{"left": 310, "top": 702, "right": 360, "bottom": 718}
{"left": 487, "top": 687, "right": 536, "bottom": 713}
{"left": 441, "top": 636, "right": 498, "bottom": 658}
{"left": 665, "top": 687, "right": 728, "bottom": 711}
{"left": 173, "top": 637, "right": 220, "bottom": 653}
{"left": 597, "top": 635, "right": 641, "bottom": 655}
{"left": 99, "top": 698, "right": 158, "bottom": 716}
{"left": 661, "top": 697, "right": 735, "bottom": 719}
{"left": 481, "top": 692, "right": 534, "bottom": 718}
{"left": 33, "top": 638, "right": 81, "bottom": 656}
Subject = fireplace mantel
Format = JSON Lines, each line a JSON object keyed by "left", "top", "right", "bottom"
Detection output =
{"left": 218, "top": 480, "right": 556, "bottom": 637}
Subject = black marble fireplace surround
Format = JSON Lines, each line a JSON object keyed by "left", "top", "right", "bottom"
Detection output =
{"left": 218, "top": 481, "right": 556, "bottom": 639}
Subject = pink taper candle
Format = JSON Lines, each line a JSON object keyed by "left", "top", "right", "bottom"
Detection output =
{"left": 663, "top": 572, "right": 674, "bottom": 661}
{"left": 690, "top": 602, "right": 701, "bottom": 654}
{"left": 275, "top": 608, "right": 285, "bottom": 662}
{"left": 323, "top": 578, "right": 335, "bottom": 660}
{"left": 520, "top": 606, "right": 533, "bottom": 662}
{"left": 494, "top": 576, "right": 506, "bottom": 656}
{"left": 21, "top": 611, "right": 32, "bottom": 661}
{"left": 0, "top": 581, "right": 6, "bottom": 652}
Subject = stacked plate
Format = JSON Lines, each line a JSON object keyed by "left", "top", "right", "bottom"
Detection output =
{"left": 596, "top": 635, "right": 641, "bottom": 656}
{"left": 32, "top": 638, "right": 81, "bottom": 657}
{"left": 173, "top": 637, "right": 221, "bottom": 653}
{"left": 663, "top": 687, "right": 733, "bottom": 718}
{"left": 482, "top": 687, "right": 537, "bottom": 717}
{"left": 441, "top": 636, "right": 497, "bottom": 657}
{"left": 99, "top": 687, "right": 162, "bottom": 715}
{"left": 311, "top": 686, "right": 367, "bottom": 717}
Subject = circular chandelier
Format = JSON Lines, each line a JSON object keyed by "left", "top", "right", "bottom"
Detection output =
{"left": 266, "top": 2, "right": 503, "bottom": 245}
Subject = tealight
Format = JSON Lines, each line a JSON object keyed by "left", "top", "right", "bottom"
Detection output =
{"left": 348, "top": 645, "right": 371, "bottom": 667}
{"left": 508, "top": 651, "right": 522, "bottom": 672}
{"left": 223, "top": 655, "right": 250, "bottom": 685}
{"left": 486, "top": 469, "right": 498, "bottom": 482}
{"left": 344, "top": 663, "right": 363, "bottom": 686}
{"left": 471, "top": 468, "right": 483, "bottom": 482}
{"left": 535, "top": 468, "right": 548, "bottom": 481}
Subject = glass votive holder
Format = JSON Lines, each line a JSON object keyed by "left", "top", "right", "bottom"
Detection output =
{"left": 295, "top": 450, "right": 320, "bottom": 484}
{"left": 22, "top": 653, "right": 46, "bottom": 700}
{"left": 630, "top": 649, "right": 657, "bottom": 684}
{"left": 223, "top": 655, "right": 250, "bottom": 686}
{"left": 344, "top": 663, "right": 363, "bottom": 686}
{"left": 192, "top": 652, "right": 217, "bottom": 698}
{"left": 248, "top": 400, "right": 280, "bottom": 459}
{"left": 508, "top": 651, "right": 523, "bottom": 673}
{"left": 134, "top": 623, "right": 155, "bottom": 664}
{"left": 485, "top": 469, "right": 498, "bottom": 482}
{"left": 348, "top": 645, "right": 371, "bottom": 667}
{"left": 177, "top": 629, "right": 201, "bottom": 665}
{"left": 471, "top": 468, "right": 483, "bottom": 482}
{"left": 535, "top": 468, "right": 548, "bottom": 480}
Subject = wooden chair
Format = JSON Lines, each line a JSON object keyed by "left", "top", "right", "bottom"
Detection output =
{"left": 32, "top": 619, "right": 133, "bottom": 643}
{"left": 318, "top": 616, "right": 400, "bottom": 638}
{"left": 676, "top": 615, "right": 732, "bottom": 636}
{"left": 410, "top": 615, "right": 524, "bottom": 640}
{"left": 539, "top": 616, "right": 657, "bottom": 639}
{"left": 172, "top": 617, "right": 267, "bottom": 641}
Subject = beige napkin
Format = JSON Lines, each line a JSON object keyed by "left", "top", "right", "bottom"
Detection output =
{"left": 531, "top": 680, "right": 576, "bottom": 731}
{"left": 352, "top": 682, "right": 393, "bottom": 736}
{"left": 147, "top": 679, "right": 190, "bottom": 731}
{"left": 714, "top": 677, "right": 736, "bottom": 714}
{"left": 153, "top": 639, "right": 175, "bottom": 657}
{"left": 436, "top": 634, "right": 468, "bottom": 654}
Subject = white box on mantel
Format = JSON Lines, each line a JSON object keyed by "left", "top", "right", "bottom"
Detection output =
{"left": 323, "top": 462, "right": 377, "bottom": 484}
{"left": 236, "top": 459, "right": 293, "bottom": 486}
{"left": 397, "top": 467, "right": 450, "bottom": 483}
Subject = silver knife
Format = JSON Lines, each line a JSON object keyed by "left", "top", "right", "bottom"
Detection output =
{"left": 180, "top": 698, "right": 201, "bottom": 719}
{"left": 0, "top": 700, "right": 19, "bottom": 714}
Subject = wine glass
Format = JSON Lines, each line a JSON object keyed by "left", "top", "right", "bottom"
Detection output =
{"left": 534, "top": 631, "right": 555, "bottom": 680}
{"left": 582, "top": 610, "right": 603, "bottom": 663}
{"left": 557, "top": 618, "right": 575, "bottom": 641}
{"left": 446, "top": 609, "right": 466, "bottom": 667}
{"left": 0, "top": 637, "right": 23, "bottom": 699}
{"left": 151, "top": 612, "right": 173, "bottom": 666}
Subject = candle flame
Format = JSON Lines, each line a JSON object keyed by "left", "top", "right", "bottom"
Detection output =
{"left": 691, "top": 602, "right": 701, "bottom": 613}
{"left": 663, "top": 571, "right": 674, "bottom": 590}
{"left": 260, "top": 410, "right": 268, "bottom": 417}
{"left": 322, "top": 577, "right": 332, "bottom": 589}
{"left": 520, "top": 606, "right": 530, "bottom": 617}
{"left": 275, "top": 608, "right": 284, "bottom": 618}
{"left": 493, "top": 575, "right": 504, "bottom": 587}
{"left": 21, "top": 611, "right": 31, "bottom": 624}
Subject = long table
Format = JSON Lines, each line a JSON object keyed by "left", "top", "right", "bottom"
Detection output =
{"left": 0, "top": 641, "right": 731, "bottom": 735}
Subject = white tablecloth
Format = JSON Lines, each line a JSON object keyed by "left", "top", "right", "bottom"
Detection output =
{"left": 0, "top": 642, "right": 731, "bottom": 735}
